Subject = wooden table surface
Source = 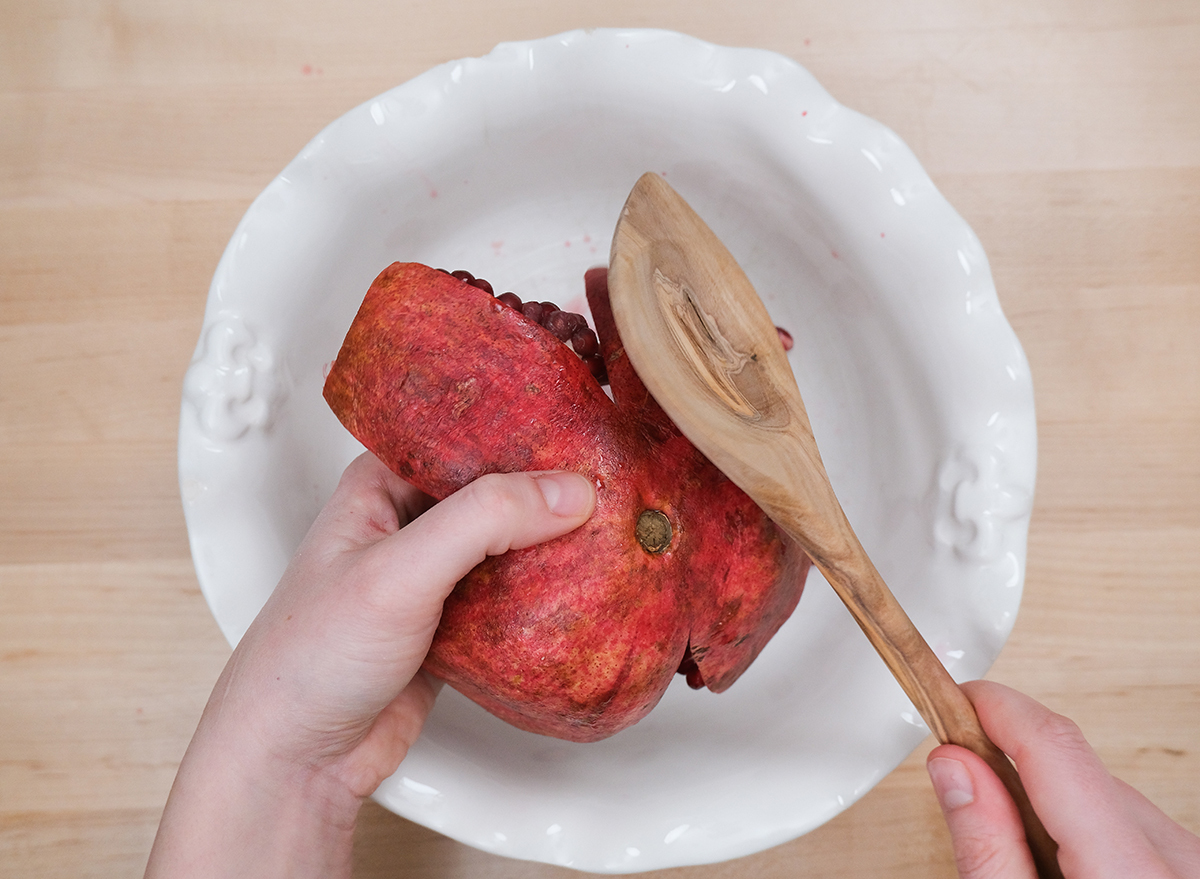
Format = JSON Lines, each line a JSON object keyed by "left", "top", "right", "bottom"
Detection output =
{"left": 2, "top": 2, "right": 1197, "bottom": 877}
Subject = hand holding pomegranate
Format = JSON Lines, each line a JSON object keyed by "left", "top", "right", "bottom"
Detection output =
{"left": 144, "top": 453, "right": 595, "bottom": 879}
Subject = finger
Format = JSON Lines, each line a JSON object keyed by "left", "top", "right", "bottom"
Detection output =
{"left": 306, "top": 453, "right": 434, "bottom": 556}
{"left": 1115, "top": 777, "right": 1200, "bottom": 875}
{"left": 962, "top": 680, "right": 1175, "bottom": 877}
{"left": 348, "top": 451, "right": 437, "bottom": 524}
{"left": 927, "top": 745, "right": 1038, "bottom": 879}
{"left": 358, "top": 469, "right": 596, "bottom": 624}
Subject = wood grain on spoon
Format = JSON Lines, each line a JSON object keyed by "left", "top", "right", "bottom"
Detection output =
{"left": 607, "top": 172, "right": 1062, "bottom": 879}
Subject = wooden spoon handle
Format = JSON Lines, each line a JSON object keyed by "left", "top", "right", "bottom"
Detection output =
{"left": 778, "top": 505, "right": 1062, "bottom": 879}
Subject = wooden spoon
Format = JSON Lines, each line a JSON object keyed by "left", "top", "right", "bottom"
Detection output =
{"left": 608, "top": 172, "right": 1062, "bottom": 879}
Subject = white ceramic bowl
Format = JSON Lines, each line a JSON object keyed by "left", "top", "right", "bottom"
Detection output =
{"left": 179, "top": 28, "right": 1036, "bottom": 874}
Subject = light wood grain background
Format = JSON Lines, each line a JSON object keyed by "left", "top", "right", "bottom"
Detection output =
{"left": 2, "top": 2, "right": 1197, "bottom": 877}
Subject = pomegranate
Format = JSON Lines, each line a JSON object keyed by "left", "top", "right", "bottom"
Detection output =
{"left": 323, "top": 262, "right": 810, "bottom": 742}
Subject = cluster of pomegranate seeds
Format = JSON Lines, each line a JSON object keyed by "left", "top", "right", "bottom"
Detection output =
{"left": 438, "top": 269, "right": 608, "bottom": 385}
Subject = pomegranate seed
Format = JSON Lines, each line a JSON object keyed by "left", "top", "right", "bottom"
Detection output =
{"left": 583, "top": 353, "right": 608, "bottom": 384}
{"left": 497, "top": 291, "right": 522, "bottom": 311}
{"left": 543, "top": 310, "right": 575, "bottom": 342}
{"left": 539, "top": 301, "right": 559, "bottom": 316}
{"left": 570, "top": 327, "right": 599, "bottom": 357}
{"left": 676, "top": 649, "right": 705, "bottom": 689}
{"left": 451, "top": 269, "right": 475, "bottom": 282}
{"left": 468, "top": 277, "right": 494, "bottom": 295}
{"left": 521, "top": 301, "right": 544, "bottom": 323}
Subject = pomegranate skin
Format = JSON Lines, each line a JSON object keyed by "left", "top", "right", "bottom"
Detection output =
{"left": 323, "top": 262, "right": 810, "bottom": 742}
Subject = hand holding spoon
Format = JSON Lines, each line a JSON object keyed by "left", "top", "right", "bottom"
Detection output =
{"left": 607, "top": 172, "right": 1061, "bottom": 879}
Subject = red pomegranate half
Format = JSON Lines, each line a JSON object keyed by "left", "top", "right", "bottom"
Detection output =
{"left": 323, "top": 262, "right": 810, "bottom": 742}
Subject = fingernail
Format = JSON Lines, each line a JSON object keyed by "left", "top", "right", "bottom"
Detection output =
{"left": 928, "top": 757, "right": 975, "bottom": 811}
{"left": 535, "top": 472, "right": 595, "bottom": 517}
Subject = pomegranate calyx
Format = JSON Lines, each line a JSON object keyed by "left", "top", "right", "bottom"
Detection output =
{"left": 635, "top": 509, "right": 673, "bottom": 554}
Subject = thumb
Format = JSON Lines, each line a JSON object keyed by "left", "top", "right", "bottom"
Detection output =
{"left": 927, "top": 745, "right": 1039, "bottom": 879}
{"left": 430, "top": 469, "right": 597, "bottom": 557}
{"left": 443, "top": 469, "right": 597, "bottom": 556}
{"left": 361, "top": 470, "right": 597, "bottom": 615}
